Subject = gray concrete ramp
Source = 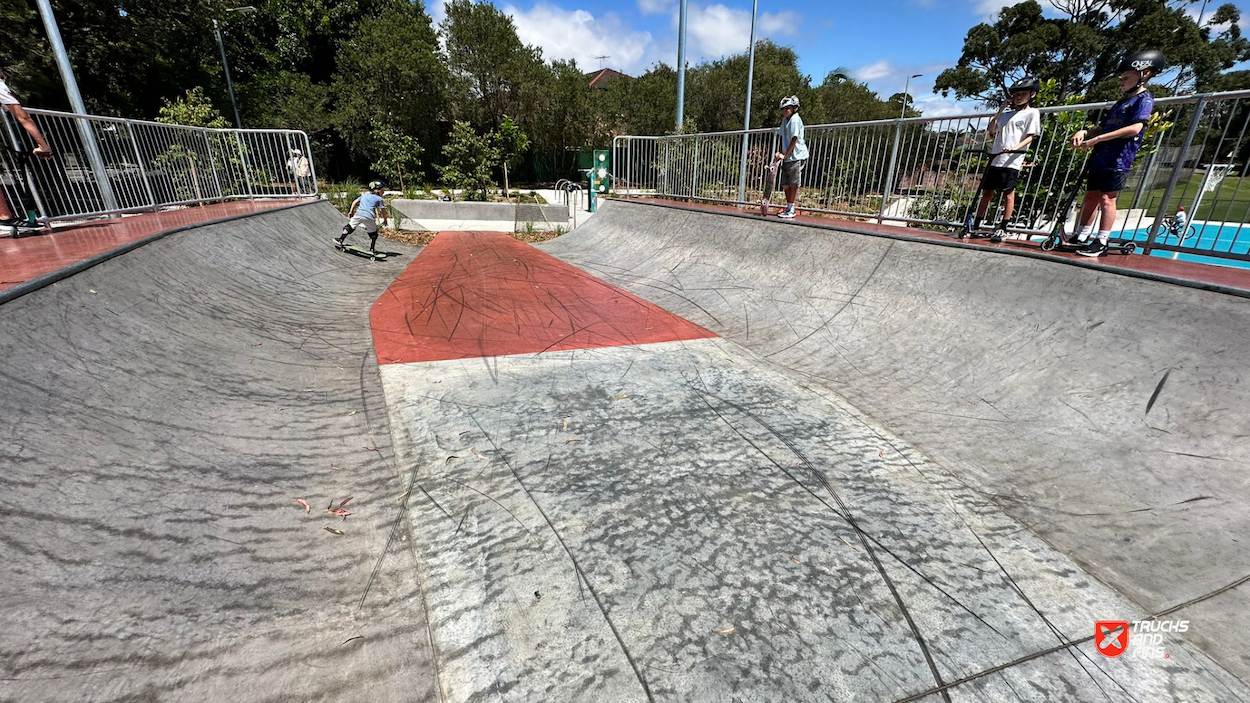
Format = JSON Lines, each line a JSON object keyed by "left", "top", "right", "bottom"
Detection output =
{"left": 0, "top": 202, "right": 439, "bottom": 702}
{"left": 543, "top": 199, "right": 1250, "bottom": 686}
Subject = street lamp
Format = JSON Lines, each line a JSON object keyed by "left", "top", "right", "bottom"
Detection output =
{"left": 900, "top": 73, "right": 922, "bottom": 120}
{"left": 213, "top": 6, "right": 256, "bottom": 129}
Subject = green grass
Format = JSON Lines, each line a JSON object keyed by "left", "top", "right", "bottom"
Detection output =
{"left": 1120, "top": 171, "right": 1250, "bottom": 222}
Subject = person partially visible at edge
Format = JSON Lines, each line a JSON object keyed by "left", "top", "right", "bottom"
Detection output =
{"left": 974, "top": 76, "right": 1041, "bottom": 243}
{"left": 334, "top": 180, "right": 388, "bottom": 254}
{"left": 774, "top": 95, "right": 807, "bottom": 219}
{"left": 0, "top": 67, "right": 54, "bottom": 228}
{"left": 287, "top": 149, "right": 312, "bottom": 194}
{"left": 1068, "top": 49, "right": 1162, "bottom": 257}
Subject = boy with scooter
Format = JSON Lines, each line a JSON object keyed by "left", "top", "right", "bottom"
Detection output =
{"left": 1067, "top": 50, "right": 1163, "bottom": 257}
{"left": 962, "top": 77, "right": 1040, "bottom": 243}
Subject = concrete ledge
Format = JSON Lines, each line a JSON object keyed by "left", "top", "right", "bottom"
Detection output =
{"left": 390, "top": 199, "right": 567, "bottom": 223}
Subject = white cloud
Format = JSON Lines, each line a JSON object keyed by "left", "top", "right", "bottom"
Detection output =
{"left": 638, "top": 0, "right": 671, "bottom": 15}
{"left": 854, "top": 60, "right": 894, "bottom": 82}
{"left": 759, "top": 11, "right": 802, "bottom": 35}
{"left": 673, "top": 2, "right": 798, "bottom": 61}
{"left": 974, "top": 0, "right": 1019, "bottom": 20}
{"left": 912, "top": 94, "right": 971, "bottom": 118}
{"left": 505, "top": 3, "right": 655, "bottom": 74}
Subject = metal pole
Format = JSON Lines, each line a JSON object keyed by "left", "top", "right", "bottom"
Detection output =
{"left": 736, "top": 0, "right": 759, "bottom": 205}
{"left": 879, "top": 122, "right": 903, "bottom": 223}
{"left": 901, "top": 75, "right": 911, "bottom": 121}
{"left": 1144, "top": 98, "right": 1206, "bottom": 255}
{"left": 213, "top": 20, "right": 244, "bottom": 129}
{"left": 125, "top": 120, "right": 157, "bottom": 206}
{"left": 675, "top": 0, "right": 687, "bottom": 132}
{"left": 34, "top": 0, "right": 119, "bottom": 212}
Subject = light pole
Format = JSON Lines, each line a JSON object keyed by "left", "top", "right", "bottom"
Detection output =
{"left": 675, "top": 0, "right": 688, "bottom": 131}
{"left": 900, "top": 73, "right": 922, "bottom": 120}
{"left": 735, "top": 0, "right": 760, "bottom": 204}
{"left": 34, "top": 0, "right": 118, "bottom": 211}
{"left": 213, "top": 6, "right": 256, "bottom": 129}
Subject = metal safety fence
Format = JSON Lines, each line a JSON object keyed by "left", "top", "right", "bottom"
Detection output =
{"left": 0, "top": 107, "right": 317, "bottom": 223}
{"left": 613, "top": 89, "right": 1250, "bottom": 266}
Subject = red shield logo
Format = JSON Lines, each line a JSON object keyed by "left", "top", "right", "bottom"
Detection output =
{"left": 1096, "top": 621, "right": 1130, "bottom": 657}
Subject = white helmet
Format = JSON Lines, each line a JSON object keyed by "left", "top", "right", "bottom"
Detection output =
{"left": 779, "top": 95, "right": 800, "bottom": 110}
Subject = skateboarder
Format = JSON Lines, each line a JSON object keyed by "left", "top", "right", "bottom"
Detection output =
{"left": 971, "top": 77, "right": 1040, "bottom": 243}
{"left": 0, "top": 67, "right": 54, "bottom": 231}
{"left": 1067, "top": 49, "right": 1162, "bottom": 257}
{"left": 334, "top": 180, "right": 388, "bottom": 254}
{"left": 774, "top": 95, "right": 807, "bottom": 219}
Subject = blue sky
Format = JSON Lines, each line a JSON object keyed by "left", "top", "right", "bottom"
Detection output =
{"left": 428, "top": 0, "right": 1032, "bottom": 116}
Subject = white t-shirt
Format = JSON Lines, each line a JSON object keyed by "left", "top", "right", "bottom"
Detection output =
{"left": 990, "top": 107, "right": 1040, "bottom": 170}
{"left": 0, "top": 80, "right": 19, "bottom": 107}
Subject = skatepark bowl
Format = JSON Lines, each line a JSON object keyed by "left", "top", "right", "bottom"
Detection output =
{"left": 2, "top": 197, "right": 1249, "bottom": 702}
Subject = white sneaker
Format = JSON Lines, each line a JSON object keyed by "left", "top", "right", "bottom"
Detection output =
{"left": 778, "top": 208, "right": 797, "bottom": 219}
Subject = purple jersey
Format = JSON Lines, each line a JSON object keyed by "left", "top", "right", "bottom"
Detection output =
{"left": 1090, "top": 90, "right": 1153, "bottom": 172}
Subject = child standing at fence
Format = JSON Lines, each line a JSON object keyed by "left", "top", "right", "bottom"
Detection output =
{"left": 1068, "top": 50, "right": 1163, "bottom": 257}
{"left": 775, "top": 95, "right": 807, "bottom": 219}
{"left": 334, "top": 181, "right": 388, "bottom": 254}
{"left": 0, "top": 67, "right": 54, "bottom": 232}
{"left": 973, "top": 77, "right": 1040, "bottom": 243}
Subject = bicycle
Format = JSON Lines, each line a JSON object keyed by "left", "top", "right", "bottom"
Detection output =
{"left": 1158, "top": 216, "right": 1197, "bottom": 244}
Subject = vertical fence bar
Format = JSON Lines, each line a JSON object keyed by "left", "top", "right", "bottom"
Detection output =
{"left": 1145, "top": 98, "right": 1206, "bottom": 255}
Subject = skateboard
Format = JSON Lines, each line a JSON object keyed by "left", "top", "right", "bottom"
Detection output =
{"left": 333, "top": 240, "right": 388, "bottom": 261}
{"left": 760, "top": 157, "right": 781, "bottom": 216}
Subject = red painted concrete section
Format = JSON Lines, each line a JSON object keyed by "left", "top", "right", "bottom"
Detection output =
{"left": 371, "top": 230, "right": 715, "bottom": 364}
{"left": 1, "top": 200, "right": 306, "bottom": 293}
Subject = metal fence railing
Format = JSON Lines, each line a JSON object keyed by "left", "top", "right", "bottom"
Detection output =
{"left": 612, "top": 89, "right": 1250, "bottom": 266}
{"left": 0, "top": 107, "right": 317, "bottom": 223}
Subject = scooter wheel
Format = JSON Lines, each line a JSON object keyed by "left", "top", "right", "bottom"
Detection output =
{"left": 956, "top": 227, "right": 969, "bottom": 239}
{"left": 1120, "top": 242, "right": 1137, "bottom": 255}
{"left": 1041, "top": 236, "right": 1059, "bottom": 252}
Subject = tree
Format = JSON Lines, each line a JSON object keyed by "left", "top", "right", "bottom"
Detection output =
{"left": 810, "top": 73, "right": 907, "bottom": 124}
{"left": 492, "top": 116, "right": 529, "bottom": 199}
{"left": 441, "top": 0, "right": 545, "bottom": 130}
{"left": 332, "top": 4, "right": 446, "bottom": 165}
{"left": 152, "top": 88, "right": 232, "bottom": 201}
{"left": 370, "top": 123, "right": 424, "bottom": 192}
{"left": 440, "top": 121, "right": 498, "bottom": 201}
{"left": 935, "top": 0, "right": 1250, "bottom": 105}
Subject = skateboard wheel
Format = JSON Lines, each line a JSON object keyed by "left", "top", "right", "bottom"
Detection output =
{"left": 1120, "top": 242, "right": 1136, "bottom": 254}
{"left": 1041, "top": 236, "right": 1058, "bottom": 252}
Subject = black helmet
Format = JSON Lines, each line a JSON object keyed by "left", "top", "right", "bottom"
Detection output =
{"left": 368, "top": 180, "right": 386, "bottom": 192}
{"left": 1009, "top": 76, "right": 1040, "bottom": 94}
{"left": 1118, "top": 50, "right": 1165, "bottom": 75}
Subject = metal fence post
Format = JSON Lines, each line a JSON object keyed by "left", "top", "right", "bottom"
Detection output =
{"left": 1144, "top": 98, "right": 1206, "bottom": 255}
{"left": 302, "top": 132, "right": 319, "bottom": 196}
{"left": 125, "top": 120, "right": 157, "bottom": 207}
{"left": 692, "top": 135, "right": 701, "bottom": 198}
{"left": 233, "top": 131, "right": 254, "bottom": 197}
{"left": 662, "top": 139, "right": 670, "bottom": 198}
{"left": 878, "top": 120, "right": 903, "bottom": 223}
{"left": 204, "top": 130, "right": 224, "bottom": 200}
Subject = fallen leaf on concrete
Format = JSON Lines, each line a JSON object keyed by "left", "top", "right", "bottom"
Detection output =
{"left": 561, "top": 417, "right": 569, "bottom": 431}
{"left": 566, "top": 438, "right": 582, "bottom": 446}
{"left": 323, "top": 526, "right": 345, "bottom": 536}
{"left": 327, "top": 508, "right": 351, "bottom": 519}
{"left": 340, "top": 636, "right": 364, "bottom": 647}
{"left": 330, "top": 463, "right": 341, "bottom": 471}
{"left": 364, "top": 446, "right": 381, "bottom": 453}
{"left": 252, "top": 343, "right": 263, "bottom": 347}
{"left": 348, "top": 410, "right": 357, "bottom": 416}
{"left": 878, "top": 449, "right": 884, "bottom": 458}
{"left": 445, "top": 455, "right": 461, "bottom": 465}
{"left": 295, "top": 499, "right": 310, "bottom": 514}
{"left": 471, "top": 446, "right": 482, "bottom": 458}
{"left": 89, "top": 289, "right": 97, "bottom": 294}
{"left": 790, "top": 556, "right": 802, "bottom": 564}
{"left": 713, "top": 626, "right": 735, "bottom": 635}
{"left": 839, "top": 536, "right": 859, "bottom": 552}
{"left": 397, "top": 491, "right": 409, "bottom": 502}
{"left": 338, "top": 497, "right": 353, "bottom": 508}
{"left": 612, "top": 394, "right": 629, "bottom": 400}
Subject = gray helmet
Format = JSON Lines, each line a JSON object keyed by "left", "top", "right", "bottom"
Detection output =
{"left": 779, "top": 95, "right": 800, "bottom": 110}
{"left": 1118, "top": 50, "right": 1165, "bottom": 75}
{"left": 1009, "top": 76, "right": 1040, "bottom": 94}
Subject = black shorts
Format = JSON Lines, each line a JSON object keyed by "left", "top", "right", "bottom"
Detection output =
{"left": 1087, "top": 169, "right": 1129, "bottom": 193}
{"left": 979, "top": 166, "right": 1021, "bottom": 192}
